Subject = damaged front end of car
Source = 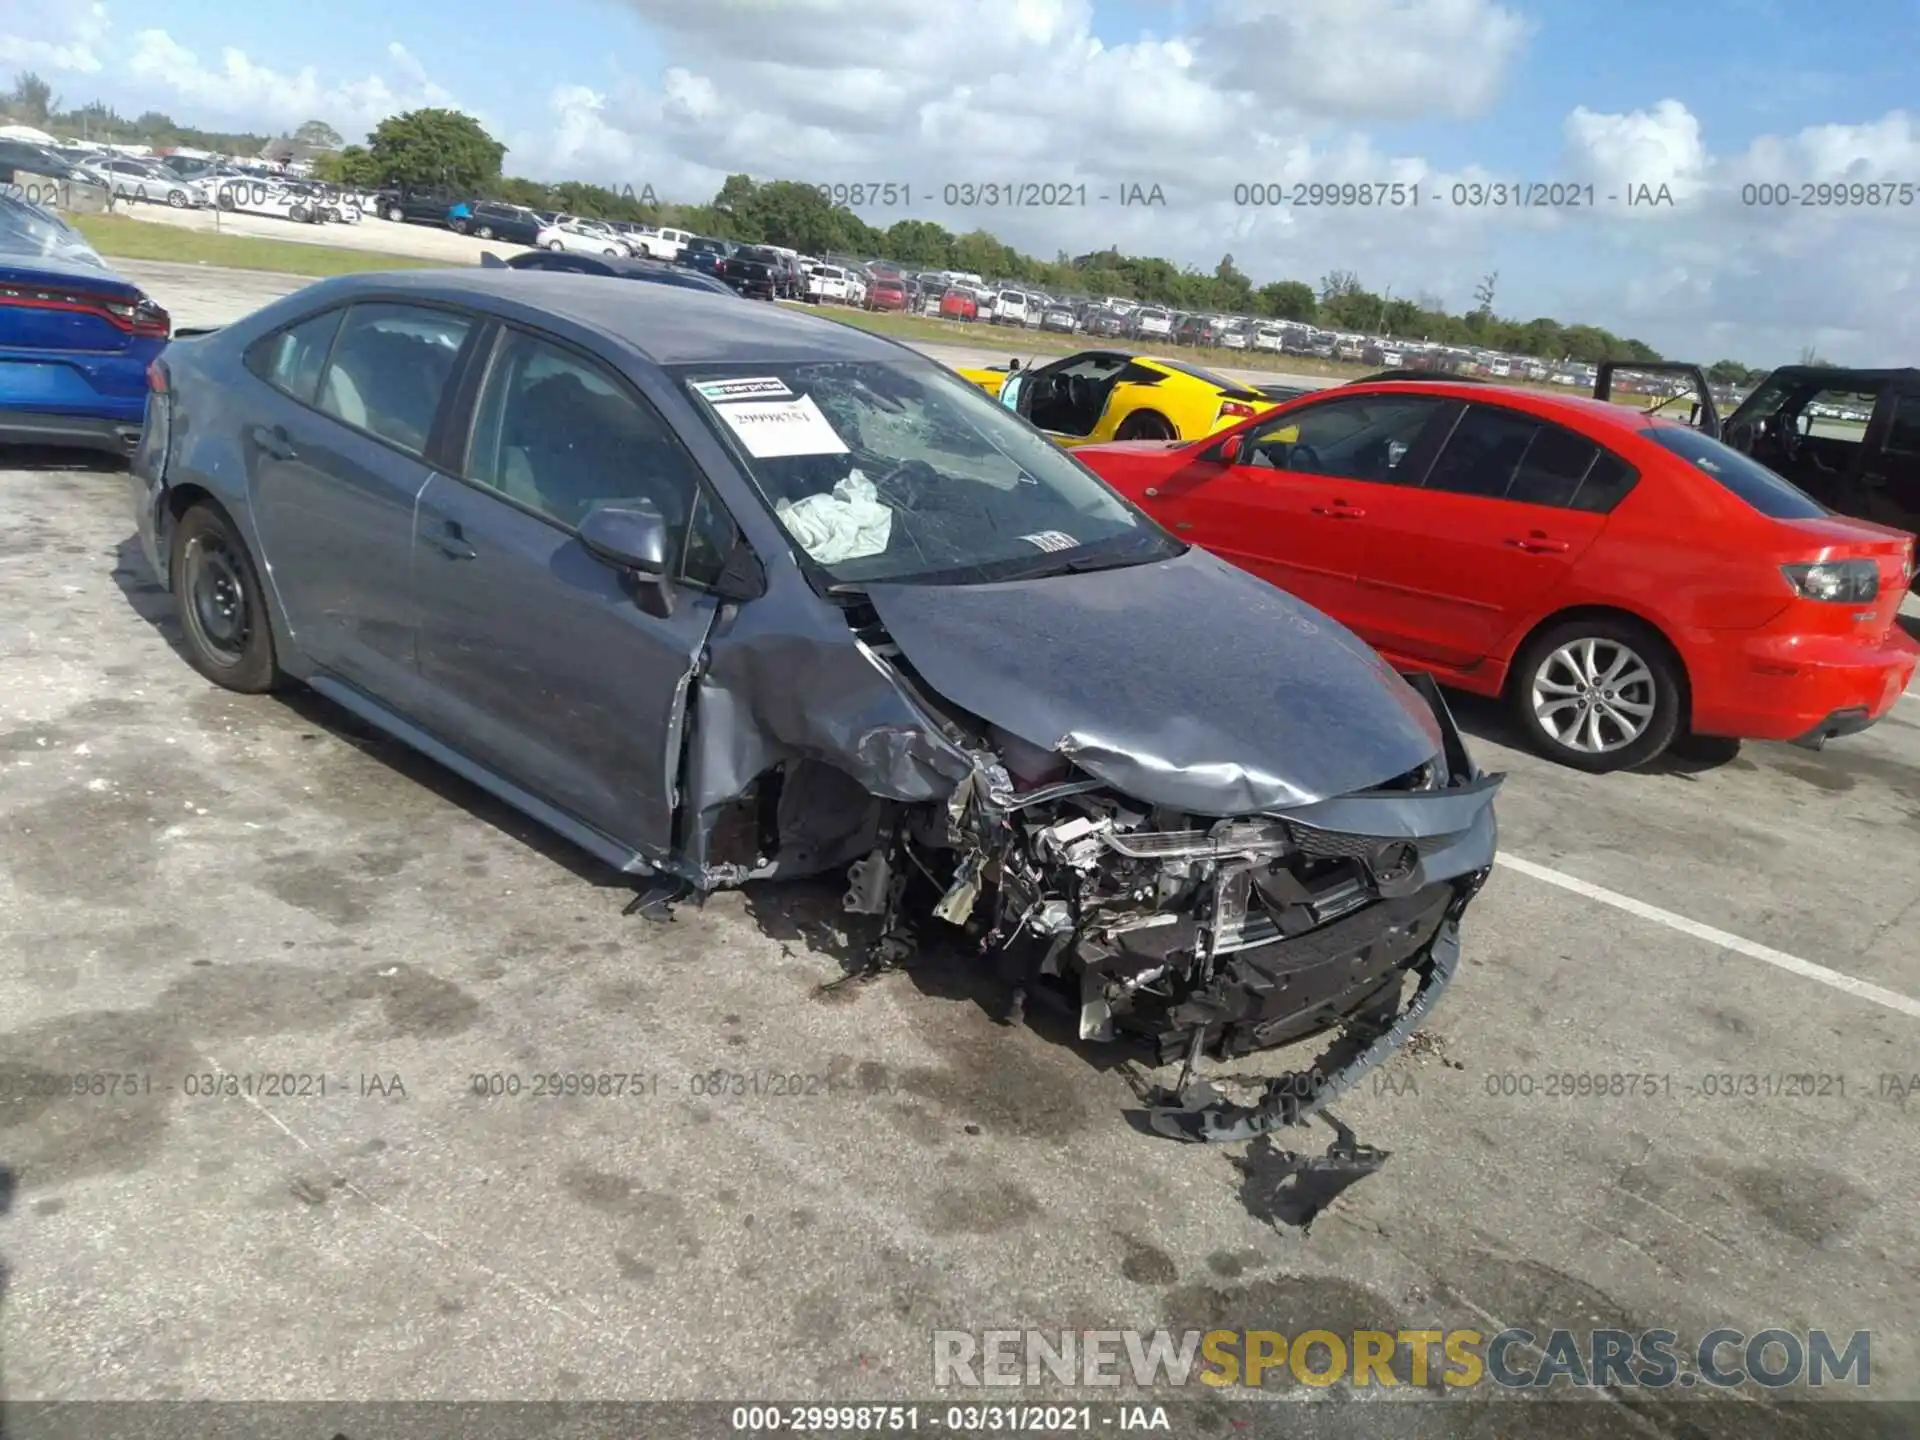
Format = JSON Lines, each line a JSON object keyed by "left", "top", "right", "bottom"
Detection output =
{"left": 844, "top": 665, "right": 1496, "bottom": 1138}
{"left": 666, "top": 546, "right": 1500, "bottom": 1222}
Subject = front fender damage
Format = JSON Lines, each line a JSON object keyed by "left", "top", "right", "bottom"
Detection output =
{"left": 666, "top": 607, "right": 1501, "bottom": 1228}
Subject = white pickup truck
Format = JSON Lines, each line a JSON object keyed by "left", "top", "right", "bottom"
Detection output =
{"left": 629, "top": 226, "right": 693, "bottom": 261}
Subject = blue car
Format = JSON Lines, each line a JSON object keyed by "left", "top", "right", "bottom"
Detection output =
{"left": 0, "top": 193, "right": 171, "bottom": 455}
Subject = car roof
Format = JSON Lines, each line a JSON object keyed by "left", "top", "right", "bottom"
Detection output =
{"left": 1758, "top": 365, "right": 1920, "bottom": 387}
{"left": 1340, "top": 378, "right": 1663, "bottom": 429}
{"left": 301, "top": 267, "right": 915, "bottom": 365}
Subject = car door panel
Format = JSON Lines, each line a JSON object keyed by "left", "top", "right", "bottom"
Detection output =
{"left": 406, "top": 325, "right": 724, "bottom": 860}
{"left": 245, "top": 389, "right": 433, "bottom": 695}
{"left": 241, "top": 303, "right": 471, "bottom": 704}
{"left": 1351, "top": 405, "right": 1613, "bottom": 668}
{"left": 1144, "top": 461, "right": 1370, "bottom": 619}
{"left": 1354, "top": 494, "right": 1606, "bottom": 666}
{"left": 409, "top": 477, "right": 716, "bottom": 859}
{"left": 1848, "top": 382, "right": 1920, "bottom": 537}
{"left": 1149, "top": 394, "right": 1458, "bottom": 622}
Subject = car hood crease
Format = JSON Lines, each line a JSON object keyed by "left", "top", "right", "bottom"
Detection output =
{"left": 866, "top": 547, "right": 1444, "bottom": 814}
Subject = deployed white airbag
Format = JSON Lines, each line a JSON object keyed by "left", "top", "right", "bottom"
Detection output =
{"left": 777, "top": 470, "right": 893, "bottom": 565}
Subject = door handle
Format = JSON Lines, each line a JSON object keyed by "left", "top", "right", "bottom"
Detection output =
{"left": 1173, "top": 521, "right": 1194, "bottom": 531}
{"left": 426, "top": 522, "right": 477, "bottom": 560}
{"left": 1311, "top": 504, "right": 1367, "bottom": 519}
{"left": 1506, "top": 534, "right": 1570, "bottom": 553}
{"left": 247, "top": 424, "right": 296, "bottom": 460}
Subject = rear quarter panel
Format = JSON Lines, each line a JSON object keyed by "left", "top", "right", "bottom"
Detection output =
{"left": 136, "top": 327, "right": 284, "bottom": 592}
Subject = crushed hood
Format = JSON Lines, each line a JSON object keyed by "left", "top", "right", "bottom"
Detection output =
{"left": 867, "top": 546, "right": 1444, "bottom": 814}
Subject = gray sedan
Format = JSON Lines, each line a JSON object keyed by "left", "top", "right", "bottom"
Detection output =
{"left": 132, "top": 269, "right": 1500, "bottom": 1160}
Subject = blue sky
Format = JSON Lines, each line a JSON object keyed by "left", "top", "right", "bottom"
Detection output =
{"left": 8, "top": 0, "right": 1919, "bottom": 363}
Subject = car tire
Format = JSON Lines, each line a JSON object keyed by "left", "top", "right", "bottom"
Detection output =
{"left": 1507, "top": 616, "right": 1683, "bottom": 772}
{"left": 476, "top": 226, "right": 493, "bottom": 240}
{"left": 1115, "top": 411, "right": 1177, "bottom": 441}
{"left": 167, "top": 190, "right": 187, "bottom": 208}
{"left": 170, "top": 503, "right": 285, "bottom": 695}
{"left": 546, "top": 240, "right": 564, "bottom": 250}
{"left": 386, "top": 206, "right": 405, "bottom": 222}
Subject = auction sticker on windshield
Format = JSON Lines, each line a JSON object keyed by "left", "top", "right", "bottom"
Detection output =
{"left": 691, "top": 376, "right": 794, "bottom": 403}
{"left": 714, "top": 395, "right": 851, "bottom": 459}
{"left": 1019, "top": 531, "right": 1078, "bottom": 552}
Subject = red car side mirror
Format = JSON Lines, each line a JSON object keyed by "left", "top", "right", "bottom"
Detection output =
{"left": 1216, "top": 434, "right": 1242, "bottom": 465}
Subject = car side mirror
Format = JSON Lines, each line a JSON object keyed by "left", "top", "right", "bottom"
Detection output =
{"left": 580, "top": 501, "right": 678, "bottom": 617}
{"left": 580, "top": 500, "right": 669, "bottom": 572}
{"left": 1216, "top": 434, "right": 1243, "bottom": 466}
{"left": 1008, "top": 358, "right": 1022, "bottom": 371}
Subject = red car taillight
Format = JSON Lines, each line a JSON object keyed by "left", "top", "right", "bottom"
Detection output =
{"left": 0, "top": 283, "right": 170, "bottom": 336}
{"left": 1217, "top": 401, "right": 1257, "bottom": 422}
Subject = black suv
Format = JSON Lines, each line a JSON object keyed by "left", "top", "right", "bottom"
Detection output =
{"left": 1638, "top": 361, "right": 1920, "bottom": 541}
{"left": 375, "top": 185, "right": 458, "bottom": 225}
{"left": 455, "top": 200, "right": 543, "bottom": 244}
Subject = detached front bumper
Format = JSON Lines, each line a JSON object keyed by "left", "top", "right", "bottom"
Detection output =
{"left": 1145, "top": 672, "right": 1499, "bottom": 1145}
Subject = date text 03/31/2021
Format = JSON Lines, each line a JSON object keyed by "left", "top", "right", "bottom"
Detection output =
{"left": 808, "top": 183, "right": 1165, "bottom": 208}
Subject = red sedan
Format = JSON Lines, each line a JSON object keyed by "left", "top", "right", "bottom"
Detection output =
{"left": 867, "top": 278, "right": 909, "bottom": 312}
{"left": 939, "top": 288, "right": 980, "bottom": 322}
{"left": 1077, "top": 379, "right": 1917, "bottom": 771}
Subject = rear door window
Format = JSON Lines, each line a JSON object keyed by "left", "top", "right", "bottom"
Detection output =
{"left": 315, "top": 303, "right": 473, "bottom": 456}
{"left": 1424, "top": 404, "right": 1622, "bottom": 509}
{"left": 1423, "top": 406, "right": 1539, "bottom": 497}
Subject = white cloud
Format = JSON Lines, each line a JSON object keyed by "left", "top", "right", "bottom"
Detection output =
{"left": 8, "top": 0, "right": 1919, "bottom": 361}
{"left": 0, "top": 1, "right": 109, "bottom": 73}
{"left": 124, "top": 28, "right": 463, "bottom": 136}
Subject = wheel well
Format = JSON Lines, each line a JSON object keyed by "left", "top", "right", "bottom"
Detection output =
{"left": 1506, "top": 605, "right": 1693, "bottom": 723}
{"left": 1119, "top": 408, "right": 1176, "bottom": 438}
{"left": 154, "top": 483, "right": 222, "bottom": 579}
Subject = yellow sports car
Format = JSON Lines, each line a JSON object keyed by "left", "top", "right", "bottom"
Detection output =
{"left": 954, "top": 349, "right": 1289, "bottom": 447}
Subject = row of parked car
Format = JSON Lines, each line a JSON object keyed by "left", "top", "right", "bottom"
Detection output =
{"left": 0, "top": 138, "right": 379, "bottom": 228}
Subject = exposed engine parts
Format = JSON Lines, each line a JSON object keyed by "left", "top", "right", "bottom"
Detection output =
{"left": 812, "top": 710, "right": 1494, "bottom": 1231}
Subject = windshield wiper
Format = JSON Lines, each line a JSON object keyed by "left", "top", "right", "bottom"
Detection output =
{"left": 990, "top": 537, "right": 1183, "bottom": 581}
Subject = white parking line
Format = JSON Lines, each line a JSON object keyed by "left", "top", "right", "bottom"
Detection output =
{"left": 1497, "top": 853, "right": 1920, "bottom": 1020}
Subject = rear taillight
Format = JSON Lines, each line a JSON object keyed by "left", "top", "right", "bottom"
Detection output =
{"left": 1217, "top": 401, "right": 1257, "bottom": 421}
{"left": 147, "top": 359, "right": 169, "bottom": 393}
{"left": 1, "top": 282, "right": 170, "bottom": 337}
{"left": 1782, "top": 559, "right": 1879, "bottom": 603}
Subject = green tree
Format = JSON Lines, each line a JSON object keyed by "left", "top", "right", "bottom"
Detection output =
{"left": 367, "top": 108, "right": 505, "bottom": 191}
{"left": 1212, "top": 253, "right": 1253, "bottom": 311}
{"left": 6, "top": 72, "right": 57, "bottom": 127}
{"left": 882, "top": 219, "right": 956, "bottom": 266}
{"left": 293, "top": 119, "right": 343, "bottom": 150}
{"left": 312, "top": 145, "right": 382, "bottom": 187}
{"left": 1318, "top": 269, "right": 1363, "bottom": 302}
{"left": 1255, "top": 280, "right": 1316, "bottom": 321}
{"left": 1321, "top": 286, "right": 1386, "bottom": 332}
